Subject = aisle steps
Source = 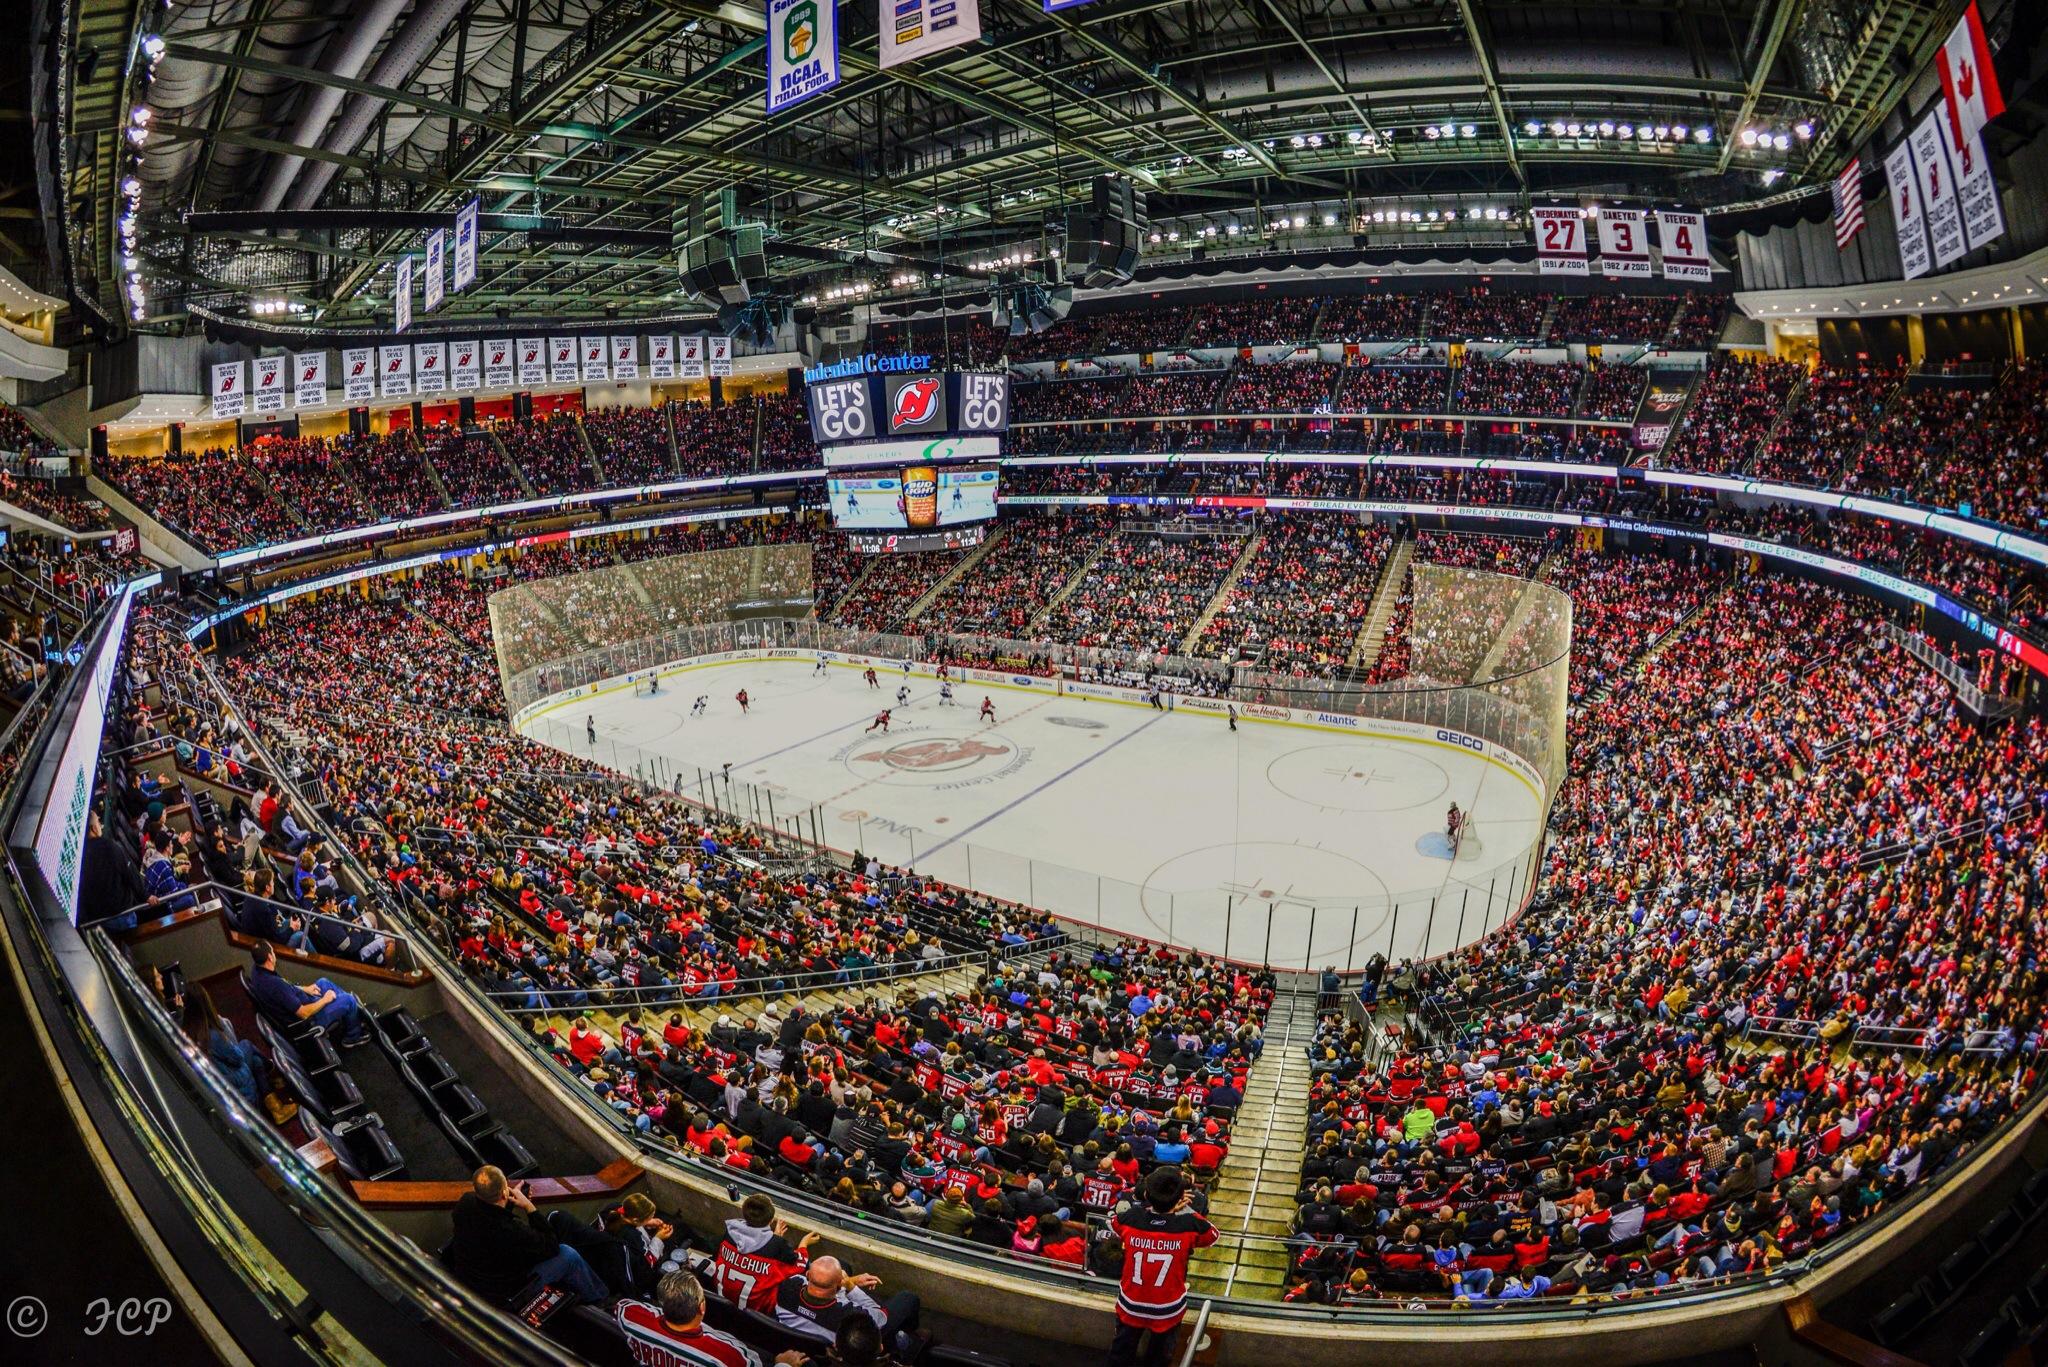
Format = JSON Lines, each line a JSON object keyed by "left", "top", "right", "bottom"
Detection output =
{"left": 1346, "top": 534, "right": 1414, "bottom": 669}
{"left": 1187, "top": 988, "right": 1318, "bottom": 1301}
{"left": 1180, "top": 532, "right": 1264, "bottom": 653}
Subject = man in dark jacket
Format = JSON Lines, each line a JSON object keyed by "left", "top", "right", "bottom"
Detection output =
{"left": 448, "top": 1165, "right": 608, "bottom": 1303}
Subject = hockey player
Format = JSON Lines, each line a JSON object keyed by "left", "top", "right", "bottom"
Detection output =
{"left": 896, "top": 684, "right": 910, "bottom": 708}
{"left": 979, "top": 697, "right": 996, "bottom": 724}
{"left": 814, "top": 656, "right": 829, "bottom": 676}
{"left": 865, "top": 667, "right": 880, "bottom": 689}
{"left": 692, "top": 695, "right": 709, "bottom": 718}
{"left": 867, "top": 709, "right": 891, "bottom": 734}
{"left": 735, "top": 688, "right": 751, "bottom": 715}
{"left": 939, "top": 680, "right": 955, "bottom": 706}
{"left": 586, "top": 715, "right": 596, "bottom": 746}
{"left": 1227, "top": 704, "right": 1238, "bottom": 733}
{"left": 1446, "top": 801, "right": 1464, "bottom": 847}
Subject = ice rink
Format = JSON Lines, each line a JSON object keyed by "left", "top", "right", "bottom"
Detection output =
{"left": 520, "top": 657, "right": 1548, "bottom": 969}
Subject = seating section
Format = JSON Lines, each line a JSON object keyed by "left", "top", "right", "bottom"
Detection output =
{"left": 1659, "top": 355, "right": 1802, "bottom": 474}
{"left": 1193, "top": 518, "right": 1392, "bottom": 674}
{"left": 584, "top": 406, "right": 677, "bottom": 485}
{"left": 1455, "top": 358, "right": 1584, "bottom": 418}
{"left": 1038, "top": 530, "right": 1244, "bottom": 653}
{"left": 502, "top": 413, "right": 600, "bottom": 494}
{"left": 372, "top": 1006, "right": 540, "bottom": 1179}
{"left": 911, "top": 513, "right": 1110, "bottom": 636}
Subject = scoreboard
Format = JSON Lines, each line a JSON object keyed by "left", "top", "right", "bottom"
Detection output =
{"left": 806, "top": 368, "right": 1010, "bottom": 466}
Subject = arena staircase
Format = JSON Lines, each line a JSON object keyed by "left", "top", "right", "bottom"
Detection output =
{"left": 1580, "top": 578, "right": 1731, "bottom": 708}
{"left": 406, "top": 429, "right": 459, "bottom": 508}
{"left": 1534, "top": 295, "right": 1562, "bottom": 344}
{"left": 569, "top": 414, "right": 606, "bottom": 485}
{"left": 903, "top": 527, "right": 1006, "bottom": 622}
{"left": 1187, "top": 986, "right": 1318, "bottom": 1301}
{"left": 245, "top": 460, "right": 309, "bottom": 532}
{"left": 1467, "top": 554, "right": 1562, "bottom": 684}
{"left": 1179, "top": 532, "right": 1264, "bottom": 652}
{"left": 1346, "top": 533, "right": 1414, "bottom": 670}
{"left": 485, "top": 427, "right": 540, "bottom": 498}
{"left": 1736, "top": 367, "right": 1809, "bottom": 477}
{"left": 327, "top": 456, "right": 378, "bottom": 515}
{"left": 659, "top": 403, "right": 684, "bottom": 474}
{"left": 1025, "top": 536, "right": 1116, "bottom": 633}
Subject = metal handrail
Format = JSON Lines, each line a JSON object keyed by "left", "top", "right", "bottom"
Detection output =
{"left": 120, "top": 878, "right": 422, "bottom": 973}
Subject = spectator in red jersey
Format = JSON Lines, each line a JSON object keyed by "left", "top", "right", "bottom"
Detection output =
{"left": 1108, "top": 1166, "right": 1216, "bottom": 1365}
{"left": 713, "top": 1193, "right": 818, "bottom": 1315}
{"left": 616, "top": 1270, "right": 764, "bottom": 1367}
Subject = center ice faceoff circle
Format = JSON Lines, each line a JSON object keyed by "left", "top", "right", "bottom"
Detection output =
{"left": 833, "top": 725, "right": 1033, "bottom": 788}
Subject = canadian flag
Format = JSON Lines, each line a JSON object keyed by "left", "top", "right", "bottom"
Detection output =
{"left": 1938, "top": 1, "right": 2003, "bottom": 147}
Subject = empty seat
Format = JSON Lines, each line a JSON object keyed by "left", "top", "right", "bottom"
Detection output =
{"left": 269, "top": 1045, "right": 364, "bottom": 1125}
{"left": 1978, "top": 1208, "right": 2023, "bottom": 1256}
{"left": 372, "top": 1006, "right": 426, "bottom": 1056}
{"left": 475, "top": 1128, "right": 537, "bottom": 1181}
{"left": 1869, "top": 1284, "right": 1933, "bottom": 1347}
{"left": 405, "top": 1049, "right": 459, "bottom": 1092}
{"left": 1934, "top": 1244, "right": 1981, "bottom": 1303}
{"left": 1958, "top": 1312, "right": 2019, "bottom": 1367}
{"left": 301, "top": 1111, "right": 406, "bottom": 1182}
{"left": 2019, "top": 1165, "right": 2048, "bottom": 1218}
{"left": 256, "top": 1013, "right": 338, "bottom": 1077}
{"left": 435, "top": 1082, "right": 502, "bottom": 1139}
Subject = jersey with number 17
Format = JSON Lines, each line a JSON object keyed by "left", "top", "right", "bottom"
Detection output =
{"left": 1109, "top": 1205, "right": 1217, "bottom": 1329}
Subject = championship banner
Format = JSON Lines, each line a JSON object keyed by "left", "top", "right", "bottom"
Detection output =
{"left": 648, "top": 335, "right": 676, "bottom": 379}
{"left": 412, "top": 341, "right": 446, "bottom": 394}
{"left": 251, "top": 354, "right": 286, "bottom": 414}
{"left": 1885, "top": 140, "right": 1932, "bottom": 280}
{"left": 1939, "top": 110, "right": 2005, "bottom": 253}
{"left": 680, "top": 335, "right": 705, "bottom": 379}
{"left": 1595, "top": 208, "right": 1650, "bottom": 278}
{"left": 453, "top": 199, "right": 479, "bottom": 292}
{"left": 379, "top": 343, "right": 413, "bottom": 398}
{"left": 394, "top": 253, "right": 412, "bottom": 333}
{"left": 1909, "top": 110, "right": 1968, "bottom": 269}
{"left": 580, "top": 336, "right": 608, "bottom": 382}
{"left": 767, "top": 0, "right": 840, "bottom": 114}
{"left": 292, "top": 350, "right": 327, "bottom": 408}
{"left": 610, "top": 335, "right": 639, "bottom": 379}
{"left": 878, "top": 0, "right": 980, "bottom": 69}
{"left": 485, "top": 338, "right": 516, "bottom": 389}
{"left": 342, "top": 346, "right": 376, "bottom": 402}
{"left": 1655, "top": 210, "right": 1712, "bottom": 283}
{"left": 1531, "top": 207, "right": 1589, "bottom": 275}
{"left": 450, "top": 338, "right": 481, "bottom": 392}
{"left": 549, "top": 337, "right": 578, "bottom": 384}
{"left": 423, "top": 229, "right": 445, "bottom": 313}
{"left": 210, "top": 360, "right": 247, "bottom": 419}
{"left": 517, "top": 338, "right": 547, "bottom": 386}
{"left": 708, "top": 335, "right": 733, "bottom": 376}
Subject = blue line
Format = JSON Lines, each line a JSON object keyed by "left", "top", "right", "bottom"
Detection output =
{"left": 920, "top": 710, "right": 1169, "bottom": 860}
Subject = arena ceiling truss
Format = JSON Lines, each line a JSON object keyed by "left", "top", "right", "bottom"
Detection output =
{"left": 41, "top": 0, "right": 1969, "bottom": 334}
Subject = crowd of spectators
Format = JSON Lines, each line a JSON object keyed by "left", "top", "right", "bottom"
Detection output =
{"left": 1577, "top": 364, "right": 1647, "bottom": 422}
{"left": 1226, "top": 362, "right": 1344, "bottom": 413}
{"left": 246, "top": 436, "right": 374, "bottom": 532}
{"left": 1039, "top": 530, "right": 1245, "bottom": 654}
{"left": 757, "top": 395, "right": 820, "bottom": 470}
{"left": 1456, "top": 359, "right": 1585, "bottom": 419}
{"left": 1340, "top": 366, "right": 1449, "bottom": 414}
{"left": 1539, "top": 546, "right": 1722, "bottom": 701}
{"left": 585, "top": 405, "right": 679, "bottom": 486}
{"left": 0, "top": 402, "right": 54, "bottom": 457}
{"left": 1183, "top": 297, "right": 1318, "bottom": 348}
{"left": 502, "top": 414, "right": 601, "bottom": 494}
{"left": 1749, "top": 363, "right": 1902, "bottom": 487}
{"left": 1659, "top": 356, "right": 1802, "bottom": 474}
{"left": 338, "top": 432, "right": 446, "bottom": 521}
{"left": 1549, "top": 295, "right": 1674, "bottom": 344}
{"left": 1194, "top": 518, "right": 1392, "bottom": 675}
{"left": 829, "top": 550, "right": 964, "bottom": 633}
{"left": 1666, "top": 292, "right": 1731, "bottom": 348}
{"left": 0, "top": 464, "right": 114, "bottom": 530}
{"left": 1318, "top": 294, "right": 1428, "bottom": 342}
{"left": 1430, "top": 291, "right": 1548, "bottom": 340}
{"left": 426, "top": 430, "right": 528, "bottom": 508}
{"left": 673, "top": 400, "right": 762, "bottom": 479}
{"left": 1008, "top": 306, "right": 1192, "bottom": 361}
{"left": 98, "top": 448, "right": 302, "bottom": 551}
{"left": 1909, "top": 363, "right": 2048, "bottom": 531}
{"left": 1290, "top": 578, "right": 2044, "bottom": 1304}
{"left": 912, "top": 514, "right": 1112, "bottom": 637}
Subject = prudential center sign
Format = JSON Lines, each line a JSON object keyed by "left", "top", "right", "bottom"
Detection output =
{"left": 768, "top": 0, "right": 840, "bottom": 114}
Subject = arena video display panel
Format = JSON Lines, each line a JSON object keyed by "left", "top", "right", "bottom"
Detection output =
{"left": 805, "top": 370, "right": 1009, "bottom": 449}
{"left": 827, "top": 466, "right": 998, "bottom": 530}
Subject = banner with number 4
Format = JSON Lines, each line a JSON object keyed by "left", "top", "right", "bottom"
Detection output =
{"left": 1656, "top": 210, "right": 1712, "bottom": 283}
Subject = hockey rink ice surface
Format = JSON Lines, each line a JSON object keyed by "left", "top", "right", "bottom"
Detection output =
{"left": 523, "top": 658, "right": 1548, "bottom": 968}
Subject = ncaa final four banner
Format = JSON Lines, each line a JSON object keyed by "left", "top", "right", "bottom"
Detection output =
{"left": 878, "top": 0, "right": 979, "bottom": 69}
{"left": 210, "top": 361, "right": 246, "bottom": 419}
{"left": 251, "top": 354, "right": 287, "bottom": 413}
{"left": 342, "top": 346, "right": 376, "bottom": 402}
{"left": 767, "top": 0, "right": 839, "bottom": 114}
{"left": 292, "top": 351, "right": 326, "bottom": 408}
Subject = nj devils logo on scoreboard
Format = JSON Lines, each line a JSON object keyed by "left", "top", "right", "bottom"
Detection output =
{"left": 887, "top": 373, "right": 949, "bottom": 434}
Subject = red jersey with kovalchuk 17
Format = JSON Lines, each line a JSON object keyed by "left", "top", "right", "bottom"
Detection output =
{"left": 1109, "top": 1204, "right": 1217, "bottom": 1329}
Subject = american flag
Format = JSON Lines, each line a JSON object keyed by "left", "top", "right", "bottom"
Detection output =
{"left": 1833, "top": 158, "right": 1867, "bottom": 248}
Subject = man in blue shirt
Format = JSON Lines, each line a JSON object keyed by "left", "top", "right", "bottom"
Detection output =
{"left": 246, "top": 941, "right": 369, "bottom": 1046}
